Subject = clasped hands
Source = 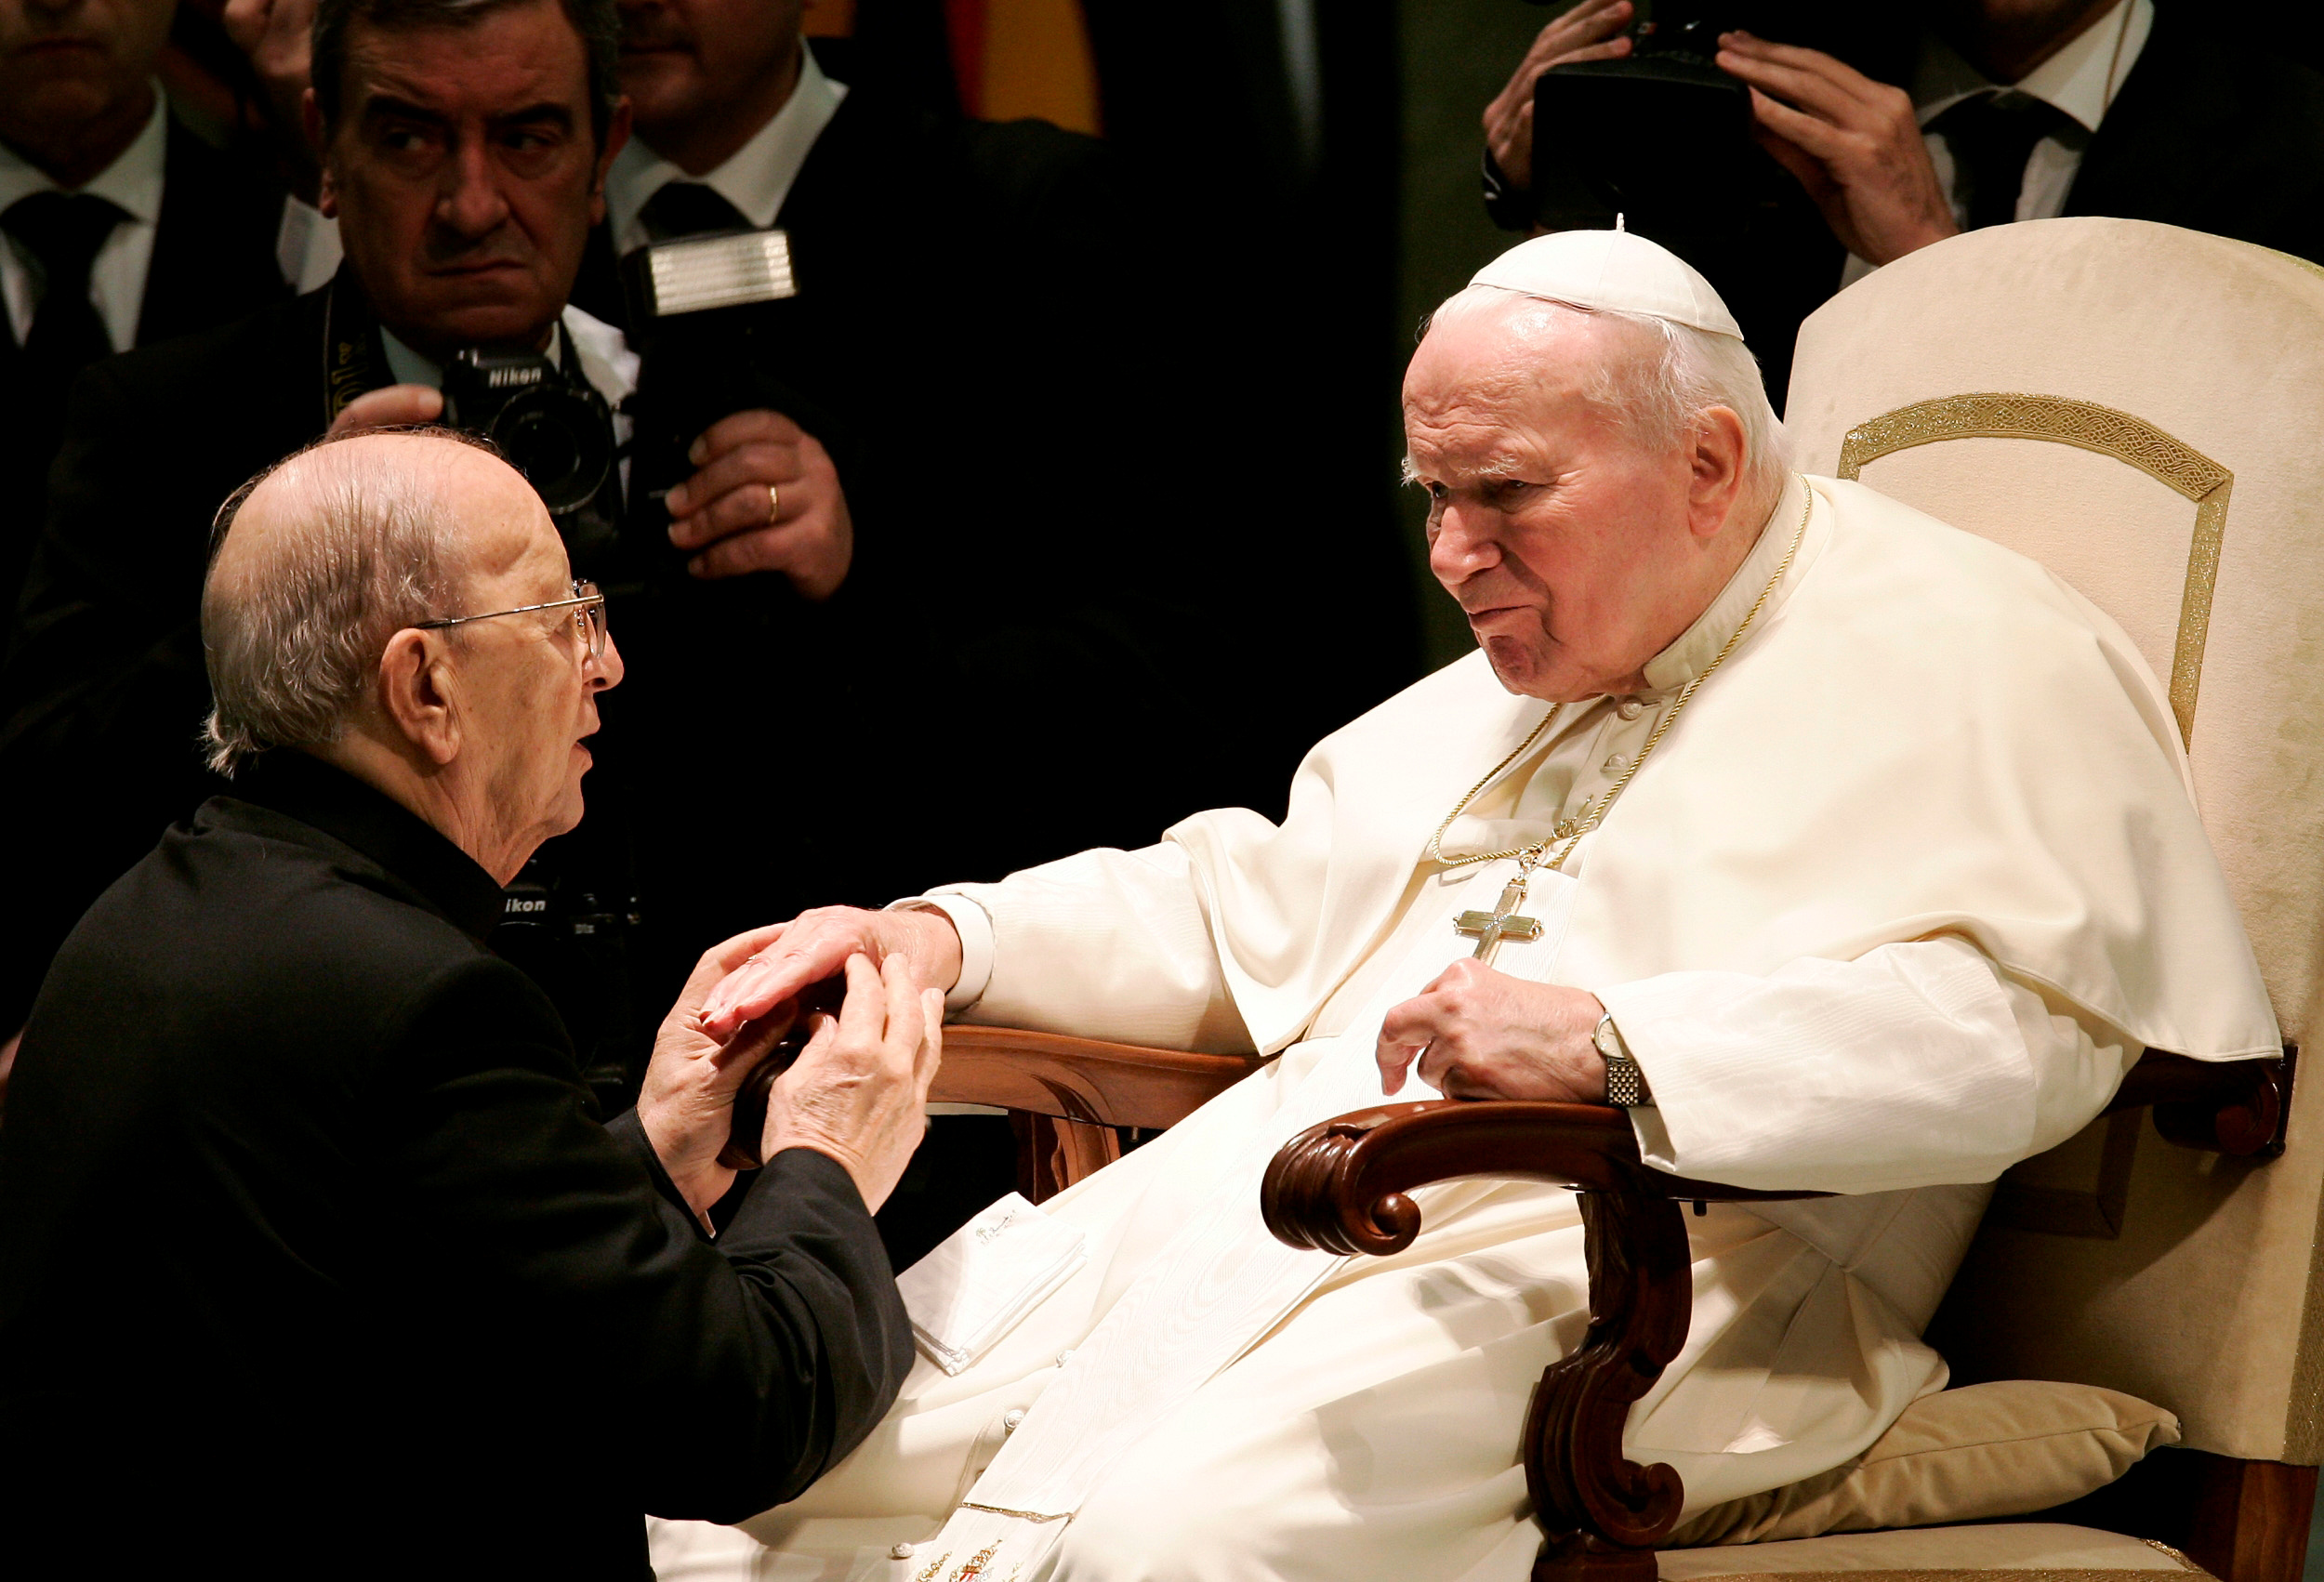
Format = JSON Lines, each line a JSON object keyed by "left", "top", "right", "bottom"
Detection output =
{"left": 636, "top": 916, "right": 950, "bottom": 1229}
{"left": 326, "top": 393, "right": 852, "bottom": 599}
{"left": 1486, "top": 0, "right": 1957, "bottom": 268}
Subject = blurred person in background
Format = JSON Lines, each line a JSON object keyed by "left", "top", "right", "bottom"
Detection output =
{"left": 1482, "top": 0, "right": 2324, "bottom": 397}
{"left": 0, "top": 0, "right": 311, "bottom": 625}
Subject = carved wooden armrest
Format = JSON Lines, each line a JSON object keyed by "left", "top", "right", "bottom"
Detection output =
{"left": 926, "top": 1027, "right": 1270, "bottom": 1198}
{"left": 1262, "top": 1100, "right": 1817, "bottom": 1582}
{"left": 1255, "top": 1045, "right": 2295, "bottom": 1582}
{"left": 2106, "top": 1046, "right": 2293, "bottom": 1158}
{"left": 928, "top": 1026, "right": 1269, "bottom": 1128}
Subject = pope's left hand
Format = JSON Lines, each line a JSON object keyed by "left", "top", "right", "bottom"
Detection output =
{"left": 663, "top": 409, "right": 853, "bottom": 597}
{"left": 1378, "top": 960, "right": 1608, "bottom": 1101}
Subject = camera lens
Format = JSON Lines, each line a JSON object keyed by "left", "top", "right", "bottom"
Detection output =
{"left": 492, "top": 385, "right": 614, "bottom": 516}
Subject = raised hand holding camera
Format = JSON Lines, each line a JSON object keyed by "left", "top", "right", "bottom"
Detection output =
{"left": 663, "top": 408, "right": 853, "bottom": 595}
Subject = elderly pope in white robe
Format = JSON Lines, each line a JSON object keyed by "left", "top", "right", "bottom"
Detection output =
{"left": 664, "top": 231, "right": 2279, "bottom": 1582}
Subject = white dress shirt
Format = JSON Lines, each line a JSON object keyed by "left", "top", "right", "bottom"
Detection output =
{"left": 0, "top": 91, "right": 166, "bottom": 352}
{"left": 1839, "top": 0, "right": 2152, "bottom": 286}
{"left": 604, "top": 46, "right": 848, "bottom": 257}
{"left": 0, "top": 87, "right": 338, "bottom": 349}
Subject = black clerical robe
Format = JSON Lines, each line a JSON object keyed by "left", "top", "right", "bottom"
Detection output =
{"left": 0, "top": 752, "right": 912, "bottom": 1579}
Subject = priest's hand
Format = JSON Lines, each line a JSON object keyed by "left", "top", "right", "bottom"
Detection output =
{"left": 1378, "top": 960, "right": 1608, "bottom": 1101}
{"left": 1714, "top": 32, "right": 1959, "bottom": 267}
{"left": 698, "top": 904, "right": 963, "bottom": 1042}
{"left": 1484, "top": 0, "right": 1635, "bottom": 191}
{"left": 664, "top": 409, "right": 853, "bottom": 597}
{"left": 638, "top": 923, "right": 795, "bottom": 1225}
{"left": 761, "top": 953, "right": 945, "bottom": 1212}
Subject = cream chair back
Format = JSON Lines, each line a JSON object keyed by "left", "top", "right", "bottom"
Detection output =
{"left": 1782, "top": 218, "right": 2324, "bottom": 1462}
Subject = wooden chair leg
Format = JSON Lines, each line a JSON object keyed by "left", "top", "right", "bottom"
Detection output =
{"left": 1010, "top": 1111, "right": 1123, "bottom": 1203}
{"left": 2185, "top": 1457, "right": 2318, "bottom": 1582}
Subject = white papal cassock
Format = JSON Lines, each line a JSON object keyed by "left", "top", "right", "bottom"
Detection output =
{"left": 650, "top": 474, "right": 2278, "bottom": 1582}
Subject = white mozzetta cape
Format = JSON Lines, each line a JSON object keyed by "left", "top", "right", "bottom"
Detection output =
{"left": 957, "top": 477, "right": 2278, "bottom": 1072}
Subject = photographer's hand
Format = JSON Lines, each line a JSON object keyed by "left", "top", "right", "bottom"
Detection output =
{"left": 664, "top": 410, "right": 853, "bottom": 598}
{"left": 1484, "top": 0, "right": 1634, "bottom": 192}
{"left": 1716, "top": 33, "right": 1958, "bottom": 267}
{"left": 326, "top": 384, "right": 444, "bottom": 437}
{"left": 221, "top": 0, "right": 321, "bottom": 198}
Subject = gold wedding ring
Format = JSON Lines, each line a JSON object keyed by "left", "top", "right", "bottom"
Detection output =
{"left": 767, "top": 482, "right": 782, "bottom": 524}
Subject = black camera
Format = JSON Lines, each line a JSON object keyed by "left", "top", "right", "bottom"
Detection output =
{"left": 1525, "top": 1, "right": 1913, "bottom": 233}
{"left": 495, "top": 853, "right": 647, "bottom": 1114}
{"left": 615, "top": 226, "right": 838, "bottom": 582}
{"left": 441, "top": 349, "right": 623, "bottom": 573}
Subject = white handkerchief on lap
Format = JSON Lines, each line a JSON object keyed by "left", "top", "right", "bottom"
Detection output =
{"left": 898, "top": 1193, "right": 1087, "bottom": 1377}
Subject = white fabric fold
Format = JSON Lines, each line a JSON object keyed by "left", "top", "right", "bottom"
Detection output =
{"left": 899, "top": 1194, "right": 1088, "bottom": 1378}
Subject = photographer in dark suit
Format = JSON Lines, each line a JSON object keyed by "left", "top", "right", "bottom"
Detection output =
{"left": 0, "top": 2, "right": 1216, "bottom": 1235}
{"left": 0, "top": 427, "right": 935, "bottom": 1578}
{"left": 575, "top": 0, "right": 1210, "bottom": 1022}
{"left": 0, "top": 0, "right": 654, "bottom": 1093}
{"left": 0, "top": 0, "right": 302, "bottom": 622}
{"left": 1484, "top": 0, "right": 2324, "bottom": 392}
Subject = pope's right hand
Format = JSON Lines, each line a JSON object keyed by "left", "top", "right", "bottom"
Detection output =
{"left": 699, "top": 903, "right": 963, "bottom": 1040}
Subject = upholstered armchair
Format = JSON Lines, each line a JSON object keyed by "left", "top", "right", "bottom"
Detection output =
{"left": 917, "top": 219, "right": 2324, "bottom": 1582}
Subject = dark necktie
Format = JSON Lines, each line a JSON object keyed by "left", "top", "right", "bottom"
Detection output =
{"left": 2, "top": 190, "right": 128, "bottom": 381}
{"left": 1930, "top": 90, "right": 2075, "bottom": 231}
{"left": 638, "top": 181, "right": 752, "bottom": 242}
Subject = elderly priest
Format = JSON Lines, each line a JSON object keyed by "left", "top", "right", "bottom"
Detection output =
{"left": 0, "top": 430, "right": 943, "bottom": 1579}
{"left": 670, "top": 231, "right": 2280, "bottom": 1582}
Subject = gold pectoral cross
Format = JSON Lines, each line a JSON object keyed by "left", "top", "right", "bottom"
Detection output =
{"left": 1454, "top": 878, "right": 1541, "bottom": 965}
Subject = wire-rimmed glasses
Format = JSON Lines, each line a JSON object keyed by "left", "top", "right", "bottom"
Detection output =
{"left": 416, "top": 579, "right": 607, "bottom": 662}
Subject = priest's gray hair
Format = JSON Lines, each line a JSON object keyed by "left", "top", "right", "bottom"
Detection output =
{"left": 200, "top": 429, "right": 487, "bottom": 776}
{"left": 1421, "top": 284, "right": 1789, "bottom": 506}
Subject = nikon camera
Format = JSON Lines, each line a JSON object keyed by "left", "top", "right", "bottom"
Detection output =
{"left": 1523, "top": 0, "right": 1913, "bottom": 235}
{"left": 441, "top": 348, "right": 625, "bottom": 577}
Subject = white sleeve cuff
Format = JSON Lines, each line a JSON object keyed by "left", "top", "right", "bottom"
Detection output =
{"left": 889, "top": 894, "right": 995, "bottom": 1013}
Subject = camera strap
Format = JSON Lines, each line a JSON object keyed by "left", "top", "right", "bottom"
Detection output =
{"left": 317, "top": 271, "right": 391, "bottom": 430}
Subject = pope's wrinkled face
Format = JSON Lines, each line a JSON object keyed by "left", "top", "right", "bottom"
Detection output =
{"left": 1404, "top": 303, "right": 1708, "bottom": 704}
{"left": 317, "top": 0, "right": 627, "bottom": 360}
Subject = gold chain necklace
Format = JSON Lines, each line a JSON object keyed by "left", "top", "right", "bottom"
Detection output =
{"left": 1426, "top": 481, "right": 1813, "bottom": 882}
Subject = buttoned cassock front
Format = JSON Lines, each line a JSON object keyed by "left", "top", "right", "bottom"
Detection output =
{"left": 650, "top": 475, "right": 2276, "bottom": 1582}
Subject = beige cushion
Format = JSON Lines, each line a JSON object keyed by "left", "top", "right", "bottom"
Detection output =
{"left": 1657, "top": 1523, "right": 2211, "bottom": 1579}
{"left": 1666, "top": 1381, "right": 2180, "bottom": 1548}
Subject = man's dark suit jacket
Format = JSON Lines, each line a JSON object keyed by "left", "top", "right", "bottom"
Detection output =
{"left": 0, "top": 751, "right": 911, "bottom": 1578}
{"left": 0, "top": 79, "right": 1231, "bottom": 1111}
{"left": 0, "top": 112, "right": 288, "bottom": 627}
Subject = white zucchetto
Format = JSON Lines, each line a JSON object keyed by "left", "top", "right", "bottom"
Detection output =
{"left": 1470, "top": 227, "right": 1745, "bottom": 341}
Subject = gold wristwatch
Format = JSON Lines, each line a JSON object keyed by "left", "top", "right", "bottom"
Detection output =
{"left": 1593, "top": 1012, "right": 1652, "bottom": 1108}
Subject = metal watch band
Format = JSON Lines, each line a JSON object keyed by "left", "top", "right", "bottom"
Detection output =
{"left": 1593, "top": 1012, "right": 1653, "bottom": 1108}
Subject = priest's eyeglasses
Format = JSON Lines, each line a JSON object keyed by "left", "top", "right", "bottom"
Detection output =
{"left": 416, "top": 579, "right": 608, "bottom": 662}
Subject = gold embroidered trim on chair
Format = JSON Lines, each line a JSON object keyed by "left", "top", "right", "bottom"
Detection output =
{"left": 1836, "top": 393, "right": 2231, "bottom": 748}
